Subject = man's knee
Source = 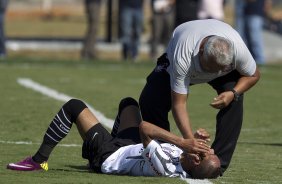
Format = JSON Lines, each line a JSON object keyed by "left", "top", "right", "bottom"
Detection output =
{"left": 63, "top": 99, "right": 88, "bottom": 122}
{"left": 118, "top": 97, "right": 139, "bottom": 115}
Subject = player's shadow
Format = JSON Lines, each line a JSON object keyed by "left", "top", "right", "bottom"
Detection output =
{"left": 238, "top": 141, "right": 282, "bottom": 147}
{"left": 51, "top": 165, "right": 90, "bottom": 173}
{"left": 67, "top": 165, "right": 89, "bottom": 170}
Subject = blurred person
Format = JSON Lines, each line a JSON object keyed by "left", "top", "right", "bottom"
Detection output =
{"left": 150, "top": 0, "right": 175, "bottom": 59}
{"left": 6, "top": 98, "right": 220, "bottom": 179}
{"left": 174, "top": 0, "right": 199, "bottom": 28}
{"left": 119, "top": 0, "right": 144, "bottom": 61}
{"left": 0, "top": 0, "right": 8, "bottom": 58}
{"left": 235, "top": 0, "right": 272, "bottom": 65}
{"left": 81, "top": 0, "right": 101, "bottom": 60}
{"left": 263, "top": 0, "right": 282, "bottom": 35}
{"left": 235, "top": 0, "right": 245, "bottom": 37}
{"left": 139, "top": 19, "right": 260, "bottom": 174}
{"left": 197, "top": 0, "right": 225, "bottom": 20}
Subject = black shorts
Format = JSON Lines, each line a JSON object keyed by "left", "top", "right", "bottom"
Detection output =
{"left": 82, "top": 123, "right": 140, "bottom": 173}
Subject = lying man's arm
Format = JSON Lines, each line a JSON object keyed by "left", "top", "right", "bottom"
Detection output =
{"left": 139, "top": 121, "right": 211, "bottom": 155}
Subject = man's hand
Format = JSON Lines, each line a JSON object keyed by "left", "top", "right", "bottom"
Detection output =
{"left": 181, "top": 138, "right": 210, "bottom": 155}
{"left": 194, "top": 128, "right": 211, "bottom": 142}
{"left": 210, "top": 91, "right": 234, "bottom": 109}
{"left": 140, "top": 121, "right": 211, "bottom": 155}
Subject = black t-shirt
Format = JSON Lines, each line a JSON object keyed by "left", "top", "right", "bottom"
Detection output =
{"left": 175, "top": 0, "right": 199, "bottom": 27}
{"left": 245, "top": 0, "right": 265, "bottom": 16}
{"left": 120, "top": 0, "right": 144, "bottom": 8}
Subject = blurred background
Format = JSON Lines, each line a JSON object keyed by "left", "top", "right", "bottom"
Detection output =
{"left": 2, "top": 0, "right": 282, "bottom": 62}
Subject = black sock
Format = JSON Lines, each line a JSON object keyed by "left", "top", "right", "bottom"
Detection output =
{"left": 32, "top": 143, "right": 54, "bottom": 163}
{"left": 33, "top": 99, "right": 87, "bottom": 163}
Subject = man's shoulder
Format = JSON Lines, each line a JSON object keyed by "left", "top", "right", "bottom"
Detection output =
{"left": 175, "top": 19, "right": 234, "bottom": 36}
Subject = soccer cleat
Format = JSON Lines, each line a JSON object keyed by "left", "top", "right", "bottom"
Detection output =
{"left": 7, "top": 156, "right": 48, "bottom": 171}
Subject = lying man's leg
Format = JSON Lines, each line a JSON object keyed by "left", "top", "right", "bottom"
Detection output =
{"left": 7, "top": 99, "right": 99, "bottom": 171}
{"left": 111, "top": 97, "right": 142, "bottom": 143}
{"left": 76, "top": 108, "right": 99, "bottom": 140}
{"left": 81, "top": 97, "right": 142, "bottom": 172}
{"left": 7, "top": 98, "right": 142, "bottom": 172}
{"left": 111, "top": 97, "right": 141, "bottom": 136}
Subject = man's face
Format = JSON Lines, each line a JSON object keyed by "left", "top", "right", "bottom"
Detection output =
{"left": 182, "top": 151, "right": 221, "bottom": 179}
{"left": 183, "top": 150, "right": 214, "bottom": 167}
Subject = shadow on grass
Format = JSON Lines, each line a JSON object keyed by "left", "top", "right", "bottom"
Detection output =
{"left": 238, "top": 141, "right": 282, "bottom": 147}
{"left": 50, "top": 165, "right": 90, "bottom": 173}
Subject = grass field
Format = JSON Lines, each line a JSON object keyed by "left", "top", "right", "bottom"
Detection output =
{"left": 0, "top": 57, "right": 282, "bottom": 184}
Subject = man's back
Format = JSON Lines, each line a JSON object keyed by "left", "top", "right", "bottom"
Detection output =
{"left": 166, "top": 19, "right": 257, "bottom": 94}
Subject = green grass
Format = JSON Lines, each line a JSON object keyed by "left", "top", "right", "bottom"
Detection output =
{"left": 0, "top": 57, "right": 282, "bottom": 184}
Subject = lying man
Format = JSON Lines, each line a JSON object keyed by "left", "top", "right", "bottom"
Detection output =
{"left": 7, "top": 98, "right": 220, "bottom": 179}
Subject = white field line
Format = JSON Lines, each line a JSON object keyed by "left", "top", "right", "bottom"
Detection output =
{"left": 0, "top": 140, "right": 81, "bottom": 147}
{"left": 17, "top": 78, "right": 114, "bottom": 129}
{"left": 182, "top": 178, "right": 213, "bottom": 184}
{"left": 14, "top": 77, "right": 212, "bottom": 184}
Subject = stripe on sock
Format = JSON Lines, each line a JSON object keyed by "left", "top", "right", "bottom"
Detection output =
{"left": 61, "top": 108, "right": 72, "bottom": 125}
{"left": 45, "top": 133, "right": 59, "bottom": 143}
{"left": 43, "top": 107, "right": 72, "bottom": 145}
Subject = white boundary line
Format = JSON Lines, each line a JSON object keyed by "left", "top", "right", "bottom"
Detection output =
{"left": 182, "top": 178, "right": 213, "bottom": 184}
{"left": 0, "top": 140, "right": 81, "bottom": 147}
{"left": 14, "top": 77, "right": 212, "bottom": 184}
{"left": 17, "top": 78, "right": 114, "bottom": 129}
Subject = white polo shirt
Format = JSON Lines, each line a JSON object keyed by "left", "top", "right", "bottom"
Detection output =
{"left": 101, "top": 140, "right": 188, "bottom": 178}
{"left": 166, "top": 19, "right": 257, "bottom": 94}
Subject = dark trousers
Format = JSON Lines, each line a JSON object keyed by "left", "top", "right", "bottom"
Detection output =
{"left": 81, "top": 0, "right": 101, "bottom": 59}
{"left": 139, "top": 54, "right": 243, "bottom": 173}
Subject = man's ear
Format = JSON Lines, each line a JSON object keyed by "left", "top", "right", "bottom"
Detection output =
{"left": 192, "top": 158, "right": 201, "bottom": 166}
{"left": 189, "top": 154, "right": 201, "bottom": 166}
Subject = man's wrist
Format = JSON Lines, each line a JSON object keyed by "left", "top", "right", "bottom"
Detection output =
{"left": 178, "top": 137, "right": 187, "bottom": 150}
{"left": 231, "top": 89, "right": 240, "bottom": 101}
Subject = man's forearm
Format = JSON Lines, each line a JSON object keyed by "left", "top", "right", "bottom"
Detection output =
{"left": 234, "top": 68, "right": 260, "bottom": 94}
{"left": 172, "top": 105, "right": 194, "bottom": 139}
{"left": 139, "top": 121, "right": 211, "bottom": 154}
{"left": 171, "top": 91, "right": 194, "bottom": 139}
{"left": 139, "top": 121, "right": 184, "bottom": 148}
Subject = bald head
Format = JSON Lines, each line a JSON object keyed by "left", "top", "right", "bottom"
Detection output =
{"left": 191, "top": 154, "right": 221, "bottom": 179}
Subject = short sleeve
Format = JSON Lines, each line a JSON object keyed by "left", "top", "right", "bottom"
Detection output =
{"left": 167, "top": 39, "right": 192, "bottom": 94}
{"left": 169, "top": 57, "right": 191, "bottom": 94}
{"left": 141, "top": 140, "right": 175, "bottom": 177}
{"left": 233, "top": 40, "right": 257, "bottom": 76}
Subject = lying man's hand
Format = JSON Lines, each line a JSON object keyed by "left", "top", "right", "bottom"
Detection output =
{"left": 181, "top": 138, "right": 210, "bottom": 155}
{"left": 194, "top": 128, "right": 211, "bottom": 142}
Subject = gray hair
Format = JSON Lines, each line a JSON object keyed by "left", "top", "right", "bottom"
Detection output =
{"left": 203, "top": 36, "right": 234, "bottom": 67}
